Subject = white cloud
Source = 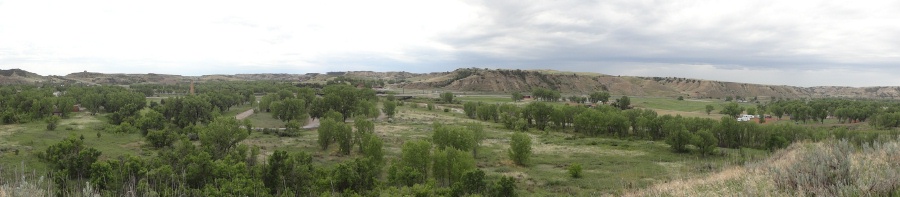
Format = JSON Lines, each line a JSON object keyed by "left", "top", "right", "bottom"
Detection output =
{"left": 0, "top": 0, "right": 475, "bottom": 74}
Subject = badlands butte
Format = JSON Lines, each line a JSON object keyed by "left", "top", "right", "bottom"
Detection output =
{"left": 3, "top": 67, "right": 900, "bottom": 99}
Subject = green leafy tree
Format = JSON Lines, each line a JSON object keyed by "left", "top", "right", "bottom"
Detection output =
{"left": 334, "top": 119, "right": 353, "bottom": 155}
{"left": 200, "top": 117, "right": 248, "bottom": 159}
{"left": 615, "top": 96, "right": 631, "bottom": 110}
{"left": 511, "top": 92, "right": 524, "bottom": 102}
{"left": 82, "top": 92, "right": 103, "bottom": 115}
{"left": 323, "top": 84, "right": 366, "bottom": 120}
{"left": 44, "top": 135, "right": 101, "bottom": 179}
{"left": 532, "top": 88, "right": 561, "bottom": 101}
{"left": 509, "top": 132, "right": 532, "bottom": 166}
{"left": 386, "top": 93, "right": 396, "bottom": 102}
{"left": 318, "top": 116, "right": 341, "bottom": 150}
{"left": 463, "top": 101, "right": 478, "bottom": 119}
{"left": 705, "top": 104, "right": 715, "bottom": 115}
{"left": 146, "top": 129, "right": 177, "bottom": 148}
{"left": 452, "top": 169, "right": 487, "bottom": 196}
{"left": 693, "top": 129, "right": 718, "bottom": 156}
{"left": 574, "top": 110, "right": 603, "bottom": 136}
{"left": 720, "top": 102, "right": 744, "bottom": 118}
{"left": 440, "top": 92, "right": 455, "bottom": 104}
{"left": 356, "top": 100, "right": 380, "bottom": 119}
{"left": 270, "top": 98, "right": 308, "bottom": 122}
{"left": 45, "top": 115, "right": 60, "bottom": 131}
{"left": 477, "top": 103, "right": 499, "bottom": 122}
{"left": 56, "top": 97, "right": 76, "bottom": 118}
{"left": 492, "top": 176, "right": 517, "bottom": 197}
{"left": 383, "top": 100, "right": 397, "bottom": 118}
{"left": 308, "top": 97, "right": 327, "bottom": 120}
{"left": 746, "top": 107, "right": 757, "bottom": 117}
{"left": 400, "top": 140, "right": 432, "bottom": 181}
{"left": 499, "top": 103, "right": 520, "bottom": 130}
{"left": 136, "top": 109, "right": 166, "bottom": 136}
{"left": 432, "top": 148, "right": 476, "bottom": 187}
{"left": 432, "top": 123, "right": 475, "bottom": 151}
{"left": 263, "top": 150, "right": 316, "bottom": 196}
{"left": 665, "top": 122, "right": 692, "bottom": 153}
{"left": 242, "top": 119, "right": 253, "bottom": 134}
{"left": 589, "top": 91, "right": 611, "bottom": 104}
{"left": 524, "top": 102, "right": 553, "bottom": 131}
{"left": 331, "top": 158, "right": 380, "bottom": 193}
{"left": 354, "top": 117, "right": 375, "bottom": 153}
{"left": 468, "top": 123, "right": 486, "bottom": 158}
{"left": 361, "top": 134, "right": 384, "bottom": 166}
{"left": 766, "top": 134, "right": 789, "bottom": 151}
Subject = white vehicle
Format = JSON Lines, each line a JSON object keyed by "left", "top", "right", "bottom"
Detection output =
{"left": 737, "top": 114, "right": 755, "bottom": 122}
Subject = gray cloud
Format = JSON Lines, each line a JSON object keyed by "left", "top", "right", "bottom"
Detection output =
{"left": 433, "top": 0, "right": 900, "bottom": 75}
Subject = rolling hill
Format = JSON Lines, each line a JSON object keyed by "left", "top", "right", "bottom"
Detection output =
{"left": 4, "top": 68, "right": 900, "bottom": 99}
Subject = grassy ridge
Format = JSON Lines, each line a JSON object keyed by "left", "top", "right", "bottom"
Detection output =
{"left": 630, "top": 137, "right": 900, "bottom": 196}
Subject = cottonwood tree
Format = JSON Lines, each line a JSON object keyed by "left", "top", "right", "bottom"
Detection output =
{"left": 720, "top": 102, "right": 744, "bottom": 118}
{"left": 334, "top": 120, "right": 353, "bottom": 155}
{"left": 400, "top": 140, "right": 432, "bottom": 182}
{"left": 318, "top": 112, "right": 343, "bottom": 150}
{"left": 45, "top": 115, "right": 60, "bottom": 131}
{"left": 615, "top": 96, "right": 631, "bottom": 110}
{"left": 44, "top": 135, "right": 101, "bottom": 179}
{"left": 354, "top": 117, "right": 375, "bottom": 153}
{"left": 705, "top": 104, "right": 715, "bottom": 115}
{"left": 136, "top": 109, "right": 166, "bottom": 136}
{"left": 665, "top": 122, "right": 692, "bottom": 153}
{"left": 200, "top": 117, "right": 248, "bottom": 159}
{"left": 509, "top": 132, "right": 532, "bottom": 166}
{"left": 589, "top": 91, "right": 611, "bottom": 104}
{"left": 432, "top": 123, "right": 475, "bottom": 152}
{"left": 463, "top": 101, "right": 478, "bottom": 119}
{"left": 441, "top": 92, "right": 455, "bottom": 103}
{"left": 383, "top": 100, "right": 397, "bottom": 118}
{"left": 694, "top": 129, "right": 718, "bottom": 156}
{"left": 524, "top": 102, "right": 553, "bottom": 131}
{"left": 511, "top": 92, "right": 524, "bottom": 102}
{"left": 432, "top": 148, "right": 476, "bottom": 187}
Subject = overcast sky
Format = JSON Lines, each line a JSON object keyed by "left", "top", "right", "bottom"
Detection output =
{"left": 1, "top": 0, "right": 899, "bottom": 87}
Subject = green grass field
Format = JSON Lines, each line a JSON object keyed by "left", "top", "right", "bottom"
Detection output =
{"left": 0, "top": 112, "right": 147, "bottom": 178}
{"left": 456, "top": 95, "right": 516, "bottom": 103}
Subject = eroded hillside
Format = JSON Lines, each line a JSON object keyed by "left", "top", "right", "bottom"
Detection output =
{"left": 399, "top": 68, "right": 900, "bottom": 99}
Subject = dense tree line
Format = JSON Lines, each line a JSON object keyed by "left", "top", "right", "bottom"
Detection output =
{"left": 531, "top": 88, "right": 561, "bottom": 101}
{"left": 0, "top": 85, "right": 146, "bottom": 127}
{"left": 459, "top": 99, "right": 860, "bottom": 153}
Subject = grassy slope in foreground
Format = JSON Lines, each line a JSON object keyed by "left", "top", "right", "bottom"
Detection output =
{"left": 628, "top": 138, "right": 900, "bottom": 196}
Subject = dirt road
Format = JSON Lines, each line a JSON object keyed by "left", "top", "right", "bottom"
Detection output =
{"left": 235, "top": 109, "right": 254, "bottom": 120}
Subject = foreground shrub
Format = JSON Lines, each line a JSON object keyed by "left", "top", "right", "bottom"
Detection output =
{"left": 771, "top": 140, "right": 854, "bottom": 196}
{"left": 568, "top": 163, "right": 583, "bottom": 178}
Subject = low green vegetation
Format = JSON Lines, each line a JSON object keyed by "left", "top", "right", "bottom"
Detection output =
{"left": 4, "top": 81, "right": 900, "bottom": 196}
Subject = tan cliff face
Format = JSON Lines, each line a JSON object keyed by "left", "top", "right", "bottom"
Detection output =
{"left": 398, "top": 68, "right": 900, "bottom": 99}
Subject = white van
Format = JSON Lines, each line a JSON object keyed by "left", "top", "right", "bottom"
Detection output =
{"left": 737, "top": 114, "right": 755, "bottom": 122}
